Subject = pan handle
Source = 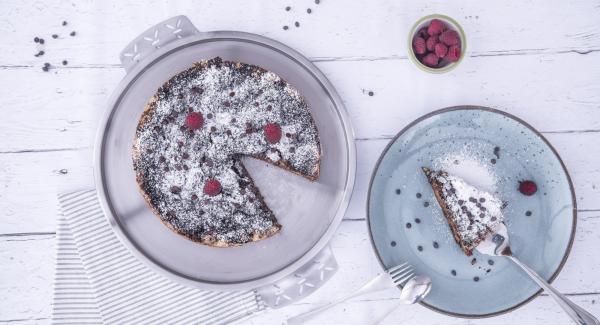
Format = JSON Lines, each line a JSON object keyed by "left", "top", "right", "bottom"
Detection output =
{"left": 256, "top": 245, "right": 338, "bottom": 309}
{"left": 119, "top": 15, "right": 199, "bottom": 73}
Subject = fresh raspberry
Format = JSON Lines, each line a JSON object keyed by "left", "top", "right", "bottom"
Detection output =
{"left": 445, "top": 45, "right": 461, "bottom": 62}
{"left": 413, "top": 37, "right": 426, "bottom": 55}
{"left": 421, "top": 53, "right": 439, "bottom": 67}
{"left": 263, "top": 123, "right": 282, "bottom": 144}
{"left": 434, "top": 43, "right": 448, "bottom": 58}
{"left": 203, "top": 179, "right": 222, "bottom": 196}
{"left": 426, "top": 35, "right": 438, "bottom": 52}
{"left": 427, "top": 19, "right": 446, "bottom": 36}
{"left": 518, "top": 180, "right": 537, "bottom": 196}
{"left": 185, "top": 112, "right": 203, "bottom": 130}
{"left": 439, "top": 30, "right": 460, "bottom": 46}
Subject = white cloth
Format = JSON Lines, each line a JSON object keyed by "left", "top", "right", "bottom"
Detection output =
{"left": 52, "top": 190, "right": 264, "bottom": 324}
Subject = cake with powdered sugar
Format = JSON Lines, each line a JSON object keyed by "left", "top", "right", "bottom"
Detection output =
{"left": 133, "top": 57, "right": 321, "bottom": 247}
{"left": 422, "top": 167, "right": 505, "bottom": 256}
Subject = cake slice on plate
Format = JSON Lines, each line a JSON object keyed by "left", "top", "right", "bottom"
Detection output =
{"left": 422, "top": 167, "right": 505, "bottom": 256}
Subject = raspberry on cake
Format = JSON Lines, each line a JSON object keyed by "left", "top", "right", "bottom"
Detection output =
{"left": 133, "top": 57, "right": 321, "bottom": 247}
{"left": 422, "top": 167, "right": 506, "bottom": 256}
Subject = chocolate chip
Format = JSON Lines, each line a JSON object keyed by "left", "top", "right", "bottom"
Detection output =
{"left": 433, "top": 241, "right": 439, "bottom": 249}
{"left": 479, "top": 197, "right": 486, "bottom": 203}
{"left": 177, "top": 94, "right": 184, "bottom": 99}
{"left": 153, "top": 126, "right": 160, "bottom": 132}
{"left": 240, "top": 188, "right": 246, "bottom": 194}
{"left": 491, "top": 216, "right": 497, "bottom": 222}
{"left": 266, "top": 105, "right": 272, "bottom": 111}
{"left": 414, "top": 218, "right": 421, "bottom": 224}
{"left": 289, "top": 147, "right": 295, "bottom": 153}
{"left": 52, "top": 34, "right": 58, "bottom": 39}
{"left": 179, "top": 125, "right": 186, "bottom": 131}
{"left": 205, "top": 159, "right": 214, "bottom": 167}
{"left": 461, "top": 206, "right": 468, "bottom": 212}
{"left": 491, "top": 158, "right": 497, "bottom": 164}
{"left": 283, "top": 25, "right": 289, "bottom": 30}
{"left": 223, "top": 101, "right": 231, "bottom": 107}
{"left": 395, "top": 189, "right": 401, "bottom": 195}
{"left": 254, "top": 102, "right": 260, "bottom": 107}
{"left": 486, "top": 269, "right": 491, "bottom": 273}
{"left": 307, "top": 8, "right": 312, "bottom": 13}
{"left": 207, "top": 113, "right": 213, "bottom": 119}
{"left": 469, "top": 197, "right": 477, "bottom": 203}
{"left": 191, "top": 86, "right": 202, "bottom": 94}
{"left": 458, "top": 199, "right": 464, "bottom": 205}
{"left": 525, "top": 210, "right": 532, "bottom": 216}
{"left": 423, "top": 201, "right": 429, "bottom": 207}
{"left": 246, "top": 122, "right": 252, "bottom": 128}
{"left": 315, "top": 0, "right": 320, "bottom": 4}
{"left": 231, "top": 118, "right": 237, "bottom": 123}
{"left": 210, "top": 126, "right": 217, "bottom": 132}
{"left": 191, "top": 194, "right": 198, "bottom": 200}
{"left": 146, "top": 148, "right": 153, "bottom": 154}
{"left": 183, "top": 164, "right": 188, "bottom": 170}
{"left": 473, "top": 276, "right": 480, "bottom": 282}
{"left": 488, "top": 259, "right": 494, "bottom": 266}
{"left": 175, "top": 165, "right": 182, "bottom": 171}
{"left": 406, "top": 222, "right": 412, "bottom": 229}
{"left": 39, "top": 38, "right": 45, "bottom": 44}
{"left": 285, "top": 132, "right": 292, "bottom": 138}
{"left": 188, "top": 106, "right": 194, "bottom": 113}
{"left": 62, "top": 60, "right": 68, "bottom": 66}
{"left": 177, "top": 141, "right": 184, "bottom": 147}
{"left": 163, "top": 166, "right": 169, "bottom": 172}
{"left": 182, "top": 152, "right": 189, "bottom": 159}
{"left": 159, "top": 156, "right": 166, "bottom": 163}
{"left": 451, "top": 270, "right": 457, "bottom": 276}
{"left": 226, "top": 130, "right": 232, "bottom": 136}
{"left": 417, "top": 245, "right": 423, "bottom": 252}
{"left": 295, "top": 21, "right": 300, "bottom": 27}
{"left": 479, "top": 213, "right": 485, "bottom": 218}
{"left": 170, "top": 186, "right": 181, "bottom": 194}
{"left": 285, "top": 6, "right": 291, "bottom": 11}
{"left": 34, "top": 37, "right": 40, "bottom": 43}
{"left": 70, "top": 31, "right": 76, "bottom": 36}
{"left": 62, "top": 21, "right": 67, "bottom": 26}
{"left": 245, "top": 128, "right": 253, "bottom": 134}
{"left": 390, "top": 241, "right": 397, "bottom": 247}
{"left": 368, "top": 91, "right": 374, "bottom": 96}
{"left": 467, "top": 225, "right": 472, "bottom": 230}
{"left": 229, "top": 91, "right": 235, "bottom": 97}
{"left": 249, "top": 197, "right": 255, "bottom": 203}
{"left": 481, "top": 206, "right": 487, "bottom": 211}
{"left": 471, "top": 258, "right": 477, "bottom": 265}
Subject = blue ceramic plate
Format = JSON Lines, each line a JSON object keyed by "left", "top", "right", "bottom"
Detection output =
{"left": 367, "top": 106, "right": 576, "bottom": 317}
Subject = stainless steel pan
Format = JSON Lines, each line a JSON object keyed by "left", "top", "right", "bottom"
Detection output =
{"left": 94, "top": 16, "right": 355, "bottom": 307}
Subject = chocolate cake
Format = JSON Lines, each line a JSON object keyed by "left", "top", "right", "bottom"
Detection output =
{"left": 133, "top": 57, "right": 321, "bottom": 247}
{"left": 422, "top": 167, "right": 505, "bottom": 256}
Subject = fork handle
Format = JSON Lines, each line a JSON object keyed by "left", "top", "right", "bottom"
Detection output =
{"left": 508, "top": 256, "right": 599, "bottom": 325}
{"left": 286, "top": 276, "right": 391, "bottom": 325}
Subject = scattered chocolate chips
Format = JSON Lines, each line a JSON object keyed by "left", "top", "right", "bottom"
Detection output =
{"left": 479, "top": 197, "right": 486, "bottom": 203}
{"left": 390, "top": 241, "right": 397, "bottom": 247}
{"left": 488, "top": 259, "right": 494, "bottom": 266}
{"left": 39, "top": 38, "right": 45, "bottom": 44}
{"left": 493, "top": 146, "right": 500, "bottom": 159}
{"left": 423, "top": 201, "right": 430, "bottom": 207}
{"left": 406, "top": 222, "right": 412, "bottom": 229}
{"left": 226, "top": 130, "right": 232, "bottom": 136}
{"left": 283, "top": 25, "right": 289, "bottom": 30}
{"left": 223, "top": 101, "right": 231, "bottom": 107}
{"left": 395, "top": 188, "right": 401, "bottom": 195}
{"left": 52, "top": 34, "right": 58, "bottom": 39}
{"left": 206, "top": 113, "right": 213, "bottom": 119}
{"left": 70, "top": 31, "right": 76, "bottom": 36}
{"left": 229, "top": 91, "right": 235, "bottom": 97}
{"left": 307, "top": 8, "right": 312, "bottom": 13}
{"left": 285, "top": 6, "right": 291, "bottom": 11}
{"left": 210, "top": 126, "right": 217, "bottom": 132}
{"left": 473, "top": 276, "right": 480, "bottom": 282}
{"left": 231, "top": 118, "right": 237, "bottom": 123}
{"left": 417, "top": 245, "right": 423, "bottom": 252}
{"left": 34, "top": 36, "right": 40, "bottom": 43}
{"left": 525, "top": 210, "right": 532, "bottom": 216}
{"left": 491, "top": 216, "right": 497, "bottom": 222}
{"left": 163, "top": 166, "right": 169, "bottom": 172}
{"left": 170, "top": 186, "right": 182, "bottom": 194}
{"left": 368, "top": 91, "right": 374, "bottom": 96}
{"left": 469, "top": 197, "right": 477, "bottom": 203}
{"left": 451, "top": 269, "right": 457, "bottom": 276}
{"left": 491, "top": 158, "right": 497, "bottom": 164}
{"left": 182, "top": 152, "right": 189, "bottom": 159}
{"left": 289, "top": 147, "right": 296, "bottom": 153}
{"left": 458, "top": 199, "right": 464, "bottom": 205}
{"left": 191, "top": 194, "right": 198, "bottom": 200}
{"left": 295, "top": 21, "right": 300, "bottom": 27}
{"left": 416, "top": 192, "right": 422, "bottom": 198}
{"left": 62, "top": 21, "right": 68, "bottom": 26}
{"left": 433, "top": 241, "right": 439, "bottom": 249}
{"left": 414, "top": 218, "right": 421, "bottom": 224}
{"left": 62, "top": 60, "right": 68, "bottom": 66}
{"left": 158, "top": 156, "right": 166, "bottom": 163}
{"left": 42, "top": 62, "right": 50, "bottom": 72}
{"left": 315, "top": 0, "right": 320, "bottom": 4}
{"left": 471, "top": 258, "right": 477, "bottom": 265}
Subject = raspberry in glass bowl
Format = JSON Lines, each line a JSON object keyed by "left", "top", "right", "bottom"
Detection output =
{"left": 408, "top": 14, "right": 466, "bottom": 73}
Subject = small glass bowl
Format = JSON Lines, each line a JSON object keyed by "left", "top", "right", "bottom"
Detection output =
{"left": 408, "top": 14, "right": 466, "bottom": 74}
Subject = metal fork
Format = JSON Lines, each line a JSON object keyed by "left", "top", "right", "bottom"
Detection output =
{"left": 286, "top": 263, "right": 414, "bottom": 325}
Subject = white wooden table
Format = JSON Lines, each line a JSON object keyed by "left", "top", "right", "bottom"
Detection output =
{"left": 1, "top": 1, "right": 599, "bottom": 324}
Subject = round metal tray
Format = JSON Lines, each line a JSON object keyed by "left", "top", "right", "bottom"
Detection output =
{"left": 94, "top": 16, "right": 355, "bottom": 295}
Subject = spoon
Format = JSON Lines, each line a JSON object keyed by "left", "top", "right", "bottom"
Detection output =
{"left": 370, "top": 275, "right": 432, "bottom": 325}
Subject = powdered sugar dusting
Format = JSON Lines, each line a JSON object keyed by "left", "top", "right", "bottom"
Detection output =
{"left": 132, "top": 58, "right": 321, "bottom": 246}
{"left": 433, "top": 150, "right": 498, "bottom": 192}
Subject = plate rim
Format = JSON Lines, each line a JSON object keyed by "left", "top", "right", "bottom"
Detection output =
{"left": 94, "top": 31, "right": 357, "bottom": 290}
{"left": 366, "top": 105, "right": 577, "bottom": 318}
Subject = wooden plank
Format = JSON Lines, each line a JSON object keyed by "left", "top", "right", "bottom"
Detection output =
{"left": 1, "top": 130, "right": 599, "bottom": 234}
{"left": 1, "top": 214, "right": 599, "bottom": 323}
{"left": 2, "top": 0, "right": 600, "bottom": 66}
{"left": 1, "top": 51, "right": 600, "bottom": 153}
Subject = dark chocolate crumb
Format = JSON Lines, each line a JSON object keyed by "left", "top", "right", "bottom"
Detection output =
{"left": 414, "top": 218, "right": 421, "bottom": 224}
{"left": 191, "top": 194, "right": 198, "bottom": 200}
{"left": 423, "top": 201, "right": 429, "bottom": 207}
{"left": 182, "top": 152, "right": 189, "bottom": 159}
{"left": 368, "top": 91, "right": 374, "bottom": 96}
{"left": 170, "top": 186, "right": 181, "bottom": 194}
{"left": 62, "top": 60, "right": 68, "bottom": 66}
{"left": 283, "top": 25, "right": 289, "bottom": 30}
{"left": 488, "top": 259, "right": 494, "bottom": 266}
{"left": 62, "top": 21, "right": 68, "bottom": 26}
{"left": 52, "top": 34, "right": 58, "bottom": 39}
{"left": 307, "top": 8, "right": 312, "bottom": 13}
{"left": 295, "top": 21, "right": 300, "bottom": 27}
{"left": 479, "top": 197, "right": 486, "bottom": 203}
{"left": 458, "top": 199, "right": 464, "bottom": 205}
{"left": 158, "top": 156, "right": 166, "bottom": 163}
{"left": 433, "top": 241, "right": 439, "bottom": 249}
{"left": 285, "top": 6, "right": 291, "bottom": 11}
{"left": 390, "top": 241, "right": 397, "bottom": 247}
{"left": 406, "top": 222, "right": 412, "bottom": 229}
{"left": 417, "top": 245, "right": 423, "bottom": 252}
{"left": 491, "top": 158, "right": 497, "bottom": 164}
{"left": 451, "top": 269, "right": 457, "bottom": 276}
{"left": 525, "top": 210, "right": 532, "bottom": 216}
{"left": 39, "top": 38, "right": 45, "bottom": 44}
{"left": 70, "top": 31, "right": 76, "bottom": 36}
{"left": 473, "top": 276, "right": 480, "bottom": 282}
{"left": 471, "top": 258, "right": 477, "bottom": 265}
{"left": 34, "top": 37, "right": 40, "bottom": 43}
{"left": 491, "top": 216, "right": 497, "bottom": 222}
{"left": 229, "top": 91, "right": 235, "bottom": 97}
{"left": 486, "top": 269, "right": 491, "bottom": 273}
{"left": 416, "top": 192, "right": 422, "bottom": 198}
{"left": 207, "top": 113, "right": 213, "bottom": 119}
{"left": 315, "top": 0, "right": 320, "bottom": 4}
{"left": 395, "top": 188, "right": 401, "bottom": 195}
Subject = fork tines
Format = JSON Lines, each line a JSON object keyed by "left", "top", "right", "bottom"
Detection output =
{"left": 387, "top": 262, "right": 414, "bottom": 286}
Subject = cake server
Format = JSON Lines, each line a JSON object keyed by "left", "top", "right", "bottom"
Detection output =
{"left": 477, "top": 222, "right": 599, "bottom": 325}
{"left": 286, "top": 263, "right": 414, "bottom": 324}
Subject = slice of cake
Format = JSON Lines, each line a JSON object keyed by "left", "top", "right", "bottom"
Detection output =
{"left": 422, "top": 167, "right": 505, "bottom": 256}
{"left": 133, "top": 57, "right": 321, "bottom": 247}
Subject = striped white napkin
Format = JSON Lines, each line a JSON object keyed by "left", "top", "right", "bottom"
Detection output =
{"left": 52, "top": 190, "right": 265, "bottom": 324}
